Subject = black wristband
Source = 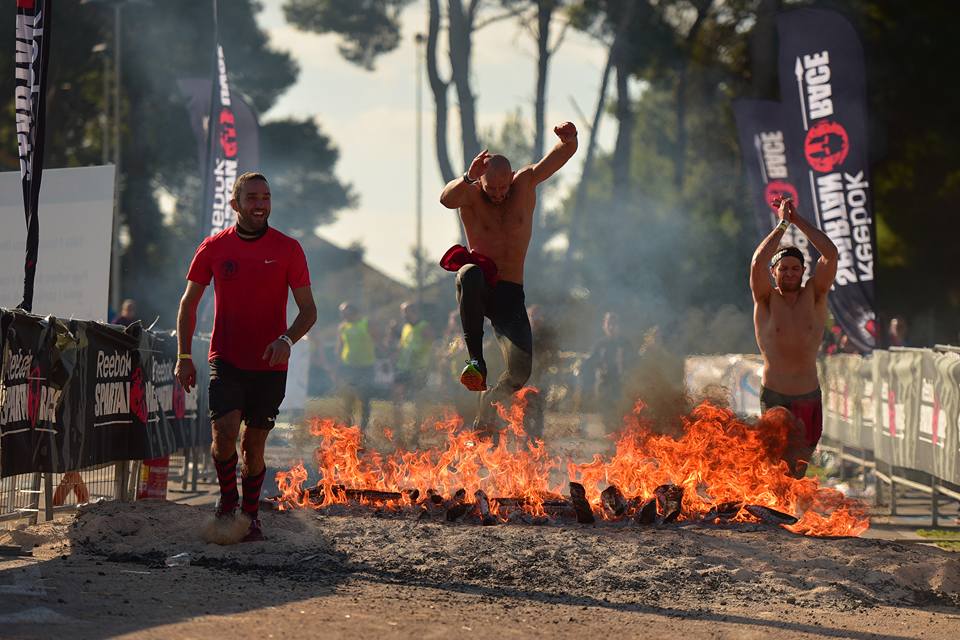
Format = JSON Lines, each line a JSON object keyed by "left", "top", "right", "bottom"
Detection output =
{"left": 462, "top": 172, "right": 477, "bottom": 185}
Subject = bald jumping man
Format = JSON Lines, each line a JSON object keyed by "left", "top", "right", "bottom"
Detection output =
{"left": 751, "top": 196, "right": 838, "bottom": 478}
{"left": 439, "top": 122, "right": 578, "bottom": 435}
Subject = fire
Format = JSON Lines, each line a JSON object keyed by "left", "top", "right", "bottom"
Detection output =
{"left": 274, "top": 391, "right": 869, "bottom": 537}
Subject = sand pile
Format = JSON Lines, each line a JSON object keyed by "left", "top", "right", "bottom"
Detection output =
{"left": 64, "top": 500, "right": 958, "bottom": 612}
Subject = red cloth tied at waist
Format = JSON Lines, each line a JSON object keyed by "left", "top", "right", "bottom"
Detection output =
{"left": 439, "top": 245, "right": 499, "bottom": 286}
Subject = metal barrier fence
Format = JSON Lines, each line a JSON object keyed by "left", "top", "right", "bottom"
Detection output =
{"left": 0, "top": 446, "right": 211, "bottom": 527}
{"left": 686, "top": 346, "right": 960, "bottom": 526}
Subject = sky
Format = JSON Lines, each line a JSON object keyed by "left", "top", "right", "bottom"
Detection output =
{"left": 255, "top": 0, "right": 614, "bottom": 285}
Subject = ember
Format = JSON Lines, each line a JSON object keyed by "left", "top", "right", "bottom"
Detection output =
{"left": 273, "top": 394, "right": 869, "bottom": 537}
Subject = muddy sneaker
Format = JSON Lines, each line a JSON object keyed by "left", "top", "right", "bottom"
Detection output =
{"left": 242, "top": 518, "right": 265, "bottom": 543}
{"left": 459, "top": 360, "right": 487, "bottom": 391}
{"left": 214, "top": 497, "right": 236, "bottom": 520}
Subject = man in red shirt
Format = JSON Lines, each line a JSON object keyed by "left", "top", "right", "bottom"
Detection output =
{"left": 174, "top": 172, "right": 317, "bottom": 542}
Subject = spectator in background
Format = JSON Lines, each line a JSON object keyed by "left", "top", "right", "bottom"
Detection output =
{"left": 112, "top": 299, "right": 138, "bottom": 327}
{"left": 888, "top": 316, "right": 909, "bottom": 347}
{"left": 528, "top": 304, "right": 560, "bottom": 387}
{"left": 392, "top": 301, "right": 434, "bottom": 446}
{"left": 583, "top": 311, "right": 632, "bottom": 432}
{"left": 337, "top": 302, "right": 376, "bottom": 435}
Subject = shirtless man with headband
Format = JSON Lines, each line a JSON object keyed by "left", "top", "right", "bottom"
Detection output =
{"left": 439, "top": 122, "right": 578, "bottom": 434}
{"left": 750, "top": 196, "right": 838, "bottom": 478}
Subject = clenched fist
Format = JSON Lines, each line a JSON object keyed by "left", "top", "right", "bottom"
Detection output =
{"left": 554, "top": 122, "right": 577, "bottom": 144}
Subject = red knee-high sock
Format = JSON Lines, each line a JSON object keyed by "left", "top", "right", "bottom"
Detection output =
{"left": 241, "top": 468, "right": 266, "bottom": 519}
{"left": 214, "top": 452, "right": 239, "bottom": 512}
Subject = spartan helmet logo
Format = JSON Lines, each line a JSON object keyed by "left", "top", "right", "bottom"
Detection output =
{"left": 220, "top": 259, "right": 239, "bottom": 281}
{"left": 129, "top": 366, "right": 147, "bottom": 423}
{"left": 804, "top": 120, "right": 850, "bottom": 173}
{"left": 764, "top": 180, "right": 800, "bottom": 213}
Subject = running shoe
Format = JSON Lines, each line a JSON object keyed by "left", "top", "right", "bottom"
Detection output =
{"left": 214, "top": 497, "right": 236, "bottom": 519}
{"left": 242, "top": 518, "right": 265, "bottom": 543}
{"left": 459, "top": 360, "right": 487, "bottom": 391}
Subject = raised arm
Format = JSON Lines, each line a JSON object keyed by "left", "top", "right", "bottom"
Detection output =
{"left": 439, "top": 150, "right": 488, "bottom": 209}
{"left": 531, "top": 122, "right": 578, "bottom": 186}
{"left": 791, "top": 209, "right": 839, "bottom": 298}
{"left": 750, "top": 198, "right": 791, "bottom": 304}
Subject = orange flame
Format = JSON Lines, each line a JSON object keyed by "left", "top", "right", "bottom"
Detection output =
{"left": 274, "top": 393, "right": 869, "bottom": 537}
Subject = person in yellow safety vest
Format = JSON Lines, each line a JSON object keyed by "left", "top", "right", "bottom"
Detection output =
{"left": 337, "top": 301, "right": 376, "bottom": 434}
{"left": 392, "top": 302, "right": 434, "bottom": 446}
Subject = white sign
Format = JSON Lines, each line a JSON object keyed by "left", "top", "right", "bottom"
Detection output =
{"left": 0, "top": 166, "right": 115, "bottom": 321}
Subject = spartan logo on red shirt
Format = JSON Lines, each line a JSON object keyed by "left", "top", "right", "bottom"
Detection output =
{"left": 764, "top": 181, "right": 799, "bottom": 213}
{"left": 129, "top": 367, "right": 147, "bottom": 423}
{"left": 220, "top": 259, "right": 239, "bottom": 281}
{"left": 804, "top": 121, "right": 849, "bottom": 173}
{"left": 219, "top": 109, "right": 238, "bottom": 159}
{"left": 27, "top": 364, "right": 41, "bottom": 426}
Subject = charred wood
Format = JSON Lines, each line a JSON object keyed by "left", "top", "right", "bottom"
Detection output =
{"left": 569, "top": 482, "right": 596, "bottom": 524}
{"left": 600, "top": 485, "right": 628, "bottom": 518}
{"left": 744, "top": 504, "right": 798, "bottom": 525}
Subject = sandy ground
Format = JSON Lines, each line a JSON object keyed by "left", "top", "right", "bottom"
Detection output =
{"left": 0, "top": 499, "right": 957, "bottom": 639}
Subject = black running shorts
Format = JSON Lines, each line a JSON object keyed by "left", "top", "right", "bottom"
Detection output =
{"left": 208, "top": 358, "right": 287, "bottom": 430}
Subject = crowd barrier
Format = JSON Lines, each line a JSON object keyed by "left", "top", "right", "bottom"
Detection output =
{"left": 0, "top": 308, "right": 212, "bottom": 525}
{"left": 686, "top": 347, "right": 960, "bottom": 525}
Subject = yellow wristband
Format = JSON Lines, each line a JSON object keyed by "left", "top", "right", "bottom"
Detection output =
{"left": 775, "top": 219, "right": 789, "bottom": 232}
{"left": 177, "top": 354, "right": 192, "bottom": 360}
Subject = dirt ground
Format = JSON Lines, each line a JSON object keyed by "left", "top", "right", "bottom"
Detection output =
{"left": 0, "top": 500, "right": 957, "bottom": 639}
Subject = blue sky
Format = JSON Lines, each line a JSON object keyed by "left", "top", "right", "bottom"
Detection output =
{"left": 256, "top": 0, "right": 614, "bottom": 284}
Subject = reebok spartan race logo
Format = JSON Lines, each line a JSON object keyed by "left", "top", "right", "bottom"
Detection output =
{"left": 797, "top": 50, "right": 873, "bottom": 286}
{"left": 756, "top": 130, "right": 811, "bottom": 269}
{"left": 0, "top": 349, "right": 61, "bottom": 428}
{"left": 95, "top": 350, "right": 146, "bottom": 425}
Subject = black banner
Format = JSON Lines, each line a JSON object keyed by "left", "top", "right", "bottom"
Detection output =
{"left": 14, "top": 0, "right": 52, "bottom": 313}
{"left": 0, "top": 310, "right": 210, "bottom": 477}
{"left": 199, "top": 0, "right": 260, "bottom": 240}
{"left": 733, "top": 99, "right": 821, "bottom": 278}
{"left": 777, "top": 8, "right": 877, "bottom": 351}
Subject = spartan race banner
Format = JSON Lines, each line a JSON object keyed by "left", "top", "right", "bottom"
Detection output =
{"left": 733, "top": 99, "right": 820, "bottom": 283}
{"left": 199, "top": 1, "right": 260, "bottom": 240}
{"left": 14, "top": 0, "right": 52, "bottom": 313}
{"left": 777, "top": 8, "right": 877, "bottom": 352}
{"left": 0, "top": 310, "right": 209, "bottom": 477}
{"left": 178, "top": 77, "right": 259, "bottom": 191}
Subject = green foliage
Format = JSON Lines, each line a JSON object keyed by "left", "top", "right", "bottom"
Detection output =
{"left": 259, "top": 119, "right": 358, "bottom": 236}
{"left": 0, "top": 0, "right": 353, "bottom": 327}
{"left": 282, "top": 0, "right": 414, "bottom": 70}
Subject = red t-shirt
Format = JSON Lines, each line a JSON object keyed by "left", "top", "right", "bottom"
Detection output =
{"left": 186, "top": 226, "right": 310, "bottom": 371}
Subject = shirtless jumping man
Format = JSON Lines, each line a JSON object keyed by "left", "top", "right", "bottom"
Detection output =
{"left": 750, "top": 196, "right": 838, "bottom": 478}
{"left": 439, "top": 122, "right": 578, "bottom": 433}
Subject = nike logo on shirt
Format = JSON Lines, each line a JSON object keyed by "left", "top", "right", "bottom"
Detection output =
{"left": 264, "top": 259, "right": 277, "bottom": 264}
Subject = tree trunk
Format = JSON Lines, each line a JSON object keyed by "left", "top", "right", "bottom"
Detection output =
{"left": 532, "top": 0, "right": 555, "bottom": 164}
{"left": 426, "top": 0, "right": 454, "bottom": 184}
{"left": 426, "top": 0, "right": 466, "bottom": 245}
{"left": 673, "top": 0, "right": 712, "bottom": 192}
{"left": 563, "top": 44, "right": 616, "bottom": 274}
{"left": 448, "top": 0, "right": 481, "bottom": 170}
{"left": 612, "top": 57, "right": 633, "bottom": 199}
{"left": 749, "top": 0, "right": 781, "bottom": 98}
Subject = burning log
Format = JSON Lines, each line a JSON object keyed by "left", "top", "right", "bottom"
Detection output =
{"left": 635, "top": 498, "right": 658, "bottom": 524}
{"left": 653, "top": 484, "right": 683, "bottom": 523}
{"left": 473, "top": 490, "right": 498, "bottom": 526}
{"left": 446, "top": 488, "right": 470, "bottom": 522}
{"left": 427, "top": 489, "right": 444, "bottom": 505}
{"left": 600, "top": 485, "right": 628, "bottom": 518}
{"left": 703, "top": 501, "right": 743, "bottom": 522}
{"left": 744, "top": 504, "right": 798, "bottom": 526}
{"left": 568, "top": 482, "right": 595, "bottom": 524}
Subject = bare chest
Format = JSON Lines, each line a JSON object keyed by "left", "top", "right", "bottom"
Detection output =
{"left": 757, "top": 292, "right": 824, "bottom": 347}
